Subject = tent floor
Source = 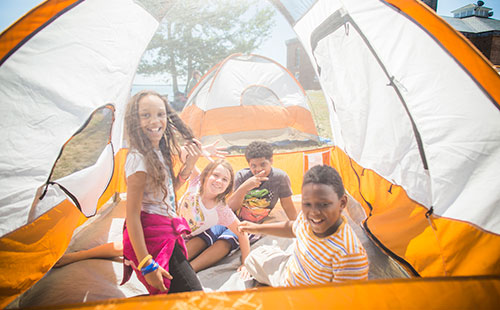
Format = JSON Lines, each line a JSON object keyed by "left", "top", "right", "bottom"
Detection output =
{"left": 8, "top": 194, "right": 408, "bottom": 308}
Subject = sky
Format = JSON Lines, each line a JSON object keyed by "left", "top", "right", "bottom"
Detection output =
{"left": 1, "top": 0, "right": 499, "bottom": 84}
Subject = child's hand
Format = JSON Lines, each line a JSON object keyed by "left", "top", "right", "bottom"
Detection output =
{"left": 243, "top": 170, "right": 268, "bottom": 190}
{"left": 144, "top": 265, "right": 173, "bottom": 292}
{"left": 184, "top": 139, "right": 203, "bottom": 167}
{"left": 238, "top": 265, "right": 252, "bottom": 281}
{"left": 202, "top": 140, "right": 228, "bottom": 162}
{"left": 239, "top": 221, "right": 259, "bottom": 234}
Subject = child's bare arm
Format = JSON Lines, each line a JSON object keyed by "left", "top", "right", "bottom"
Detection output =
{"left": 239, "top": 220, "right": 295, "bottom": 238}
{"left": 127, "top": 172, "right": 172, "bottom": 292}
{"left": 227, "top": 170, "right": 268, "bottom": 212}
{"left": 280, "top": 196, "right": 298, "bottom": 220}
{"left": 227, "top": 184, "right": 250, "bottom": 212}
{"left": 126, "top": 172, "right": 149, "bottom": 265}
{"left": 227, "top": 219, "right": 250, "bottom": 266}
{"left": 176, "top": 139, "right": 203, "bottom": 190}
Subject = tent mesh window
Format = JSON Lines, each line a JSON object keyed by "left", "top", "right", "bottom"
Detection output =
{"left": 241, "top": 85, "right": 281, "bottom": 106}
{"left": 51, "top": 106, "right": 113, "bottom": 181}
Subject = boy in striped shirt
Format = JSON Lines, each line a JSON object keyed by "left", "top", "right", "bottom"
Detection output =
{"left": 239, "top": 165, "right": 368, "bottom": 286}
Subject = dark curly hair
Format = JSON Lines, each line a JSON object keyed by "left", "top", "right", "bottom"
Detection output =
{"left": 244, "top": 141, "right": 273, "bottom": 162}
{"left": 302, "top": 165, "right": 345, "bottom": 198}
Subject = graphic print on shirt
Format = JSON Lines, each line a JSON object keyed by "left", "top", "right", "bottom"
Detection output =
{"left": 178, "top": 193, "right": 204, "bottom": 233}
{"left": 238, "top": 188, "right": 273, "bottom": 222}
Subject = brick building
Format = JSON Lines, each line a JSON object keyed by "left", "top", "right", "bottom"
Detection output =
{"left": 285, "top": 38, "right": 320, "bottom": 90}
{"left": 442, "top": 1, "right": 500, "bottom": 66}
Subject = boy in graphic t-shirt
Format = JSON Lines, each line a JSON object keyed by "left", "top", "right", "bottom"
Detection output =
{"left": 195, "top": 141, "right": 297, "bottom": 269}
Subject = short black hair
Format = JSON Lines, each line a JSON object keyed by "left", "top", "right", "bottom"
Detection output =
{"left": 245, "top": 141, "right": 273, "bottom": 162}
{"left": 302, "top": 165, "right": 345, "bottom": 198}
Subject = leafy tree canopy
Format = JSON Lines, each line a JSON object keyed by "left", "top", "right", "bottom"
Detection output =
{"left": 138, "top": 0, "right": 276, "bottom": 94}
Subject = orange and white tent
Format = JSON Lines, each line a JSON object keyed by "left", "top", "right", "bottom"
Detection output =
{"left": 282, "top": 0, "right": 500, "bottom": 278}
{"left": 1, "top": 0, "right": 500, "bottom": 308}
{"left": 180, "top": 53, "right": 320, "bottom": 147}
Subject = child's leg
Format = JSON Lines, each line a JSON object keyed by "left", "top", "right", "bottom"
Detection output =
{"left": 245, "top": 243, "right": 292, "bottom": 287}
{"left": 168, "top": 243, "right": 203, "bottom": 293}
{"left": 189, "top": 239, "right": 232, "bottom": 272}
{"left": 185, "top": 236, "right": 208, "bottom": 261}
{"left": 188, "top": 225, "right": 238, "bottom": 272}
{"left": 54, "top": 241, "right": 123, "bottom": 267}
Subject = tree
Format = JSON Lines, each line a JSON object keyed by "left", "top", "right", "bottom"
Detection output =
{"left": 137, "top": 0, "right": 276, "bottom": 95}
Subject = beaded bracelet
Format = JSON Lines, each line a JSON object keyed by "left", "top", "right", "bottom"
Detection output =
{"left": 178, "top": 173, "right": 186, "bottom": 183}
{"left": 178, "top": 169, "right": 191, "bottom": 183}
{"left": 141, "top": 260, "right": 159, "bottom": 276}
{"left": 137, "top": 254, "right": 152, "bottom": 271}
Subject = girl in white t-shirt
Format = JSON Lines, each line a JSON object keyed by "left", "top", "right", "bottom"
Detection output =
{"left": 55, "top": 159, "right": 251, "bottom": 278}
{"left": 178, "top": 159, "right": 250, "bottom": 273}
{"left": 120, "top": 90, "right": 205, "bottom": 295}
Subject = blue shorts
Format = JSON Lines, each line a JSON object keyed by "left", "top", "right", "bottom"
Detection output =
{"left": 197, "top": 225, "right": 261, "bottom": 254}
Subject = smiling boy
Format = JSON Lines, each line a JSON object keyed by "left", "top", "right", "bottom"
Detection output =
{"left": 239, "top": 165, "right": 369, "bottom": 286}
{"left": 229, "top": 141, "right": 297, "bottom": 222}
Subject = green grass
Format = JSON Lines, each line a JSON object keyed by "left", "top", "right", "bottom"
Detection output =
{"left": 51, "top": 109, "right": 113, "bottom": 180}
{"left": 306, "top": 90, "right": 332, "bottom": 142}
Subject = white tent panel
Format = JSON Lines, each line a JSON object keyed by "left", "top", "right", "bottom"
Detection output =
{"left": 347, "top": 0, "right": 500, "bottom": 233}
{"left": 56, "top": 144, "right": 114, "bottom": 217}
{"left": 0, "top": 0, "right": 159, "bottom": 237}
{"left": 203, "top": 57, "right": 309, "bottom": 110}
{"left": 27, "top": 186, "right": 67, "bottom": 224}
{"left": 293, "top": 0, "right": 430, "bottom": 205}
{"left": 292, "top": 0, "right": 500, "bottom": 233}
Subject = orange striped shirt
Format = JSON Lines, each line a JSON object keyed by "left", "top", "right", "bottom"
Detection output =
{"left": 284, "top": 212, "right": 368, "bottom": 286}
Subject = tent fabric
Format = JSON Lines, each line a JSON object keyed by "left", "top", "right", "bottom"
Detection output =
{"left": 0, "top": 0, "right": 82, "bottom": 65}
{"left": 29, "top": 104, "right": 116, "bottom": 220}
{"left": 330, "top": 146, "right": 500, "bottom": 277}
{"left": 270, "top": 0, "right": 500, "bottom": 277}
{"left": 0, "top": 0, "right": 159, "bottom": 237}
{"left": 0, "top": 0, "right": 170, "bottom": 307}
{"left": 14, "top": 271, "right": 500, "bottom": 309}
{"left": 0, "top": 199, "right": 83, "bottom": 308}
{"left": 180, "top": 53, "right": 320, "bottom": 147}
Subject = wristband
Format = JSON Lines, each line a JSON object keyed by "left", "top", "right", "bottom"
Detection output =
{"left": 141, "top": 260, "right": 159, "bottom": 276}
{"left": 178, "top": 174, "right": 186, "bottom": 183}
{"left": 178, "top": 172, "right": 190, "bottom": 183}
{"left": 137, "top": 254, "right": 152, "bottom": 271}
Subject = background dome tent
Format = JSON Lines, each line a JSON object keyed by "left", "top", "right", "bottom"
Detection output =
{"left": 1, "top": 0, "right": 500, "bottom": 309}
{"left": 180, "top": 53, "right": 320, "bottom": 148}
